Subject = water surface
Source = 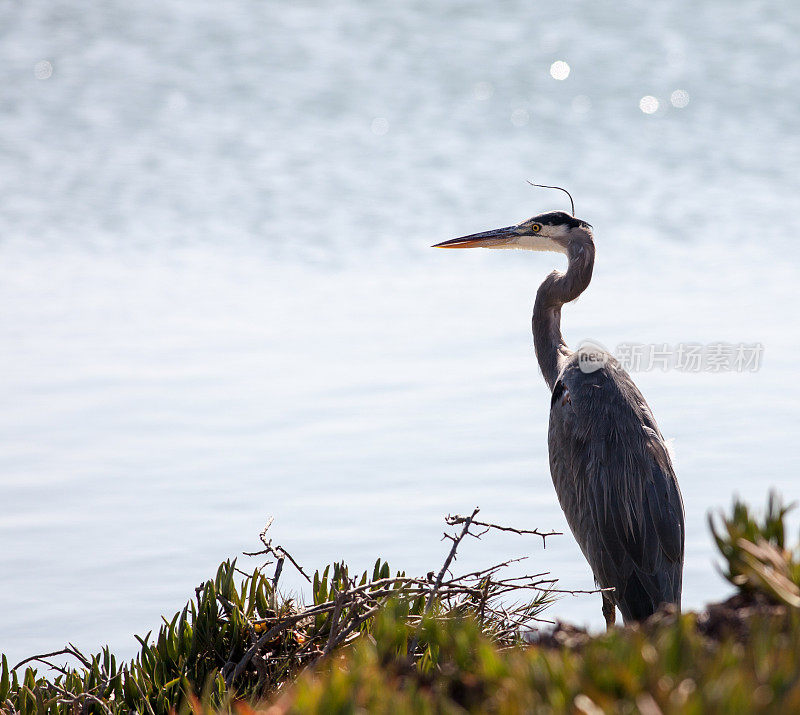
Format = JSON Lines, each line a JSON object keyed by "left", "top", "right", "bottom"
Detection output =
{"left": 1, "top": 0, "right": 799, "bottom": 665}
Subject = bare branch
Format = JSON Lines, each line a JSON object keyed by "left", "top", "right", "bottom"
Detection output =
{"left": 12, "top": 644, "right": 91, "bottom": 673}
{"left": 244, "top": 535, "right": 312, "bottom": 584}
{"left": 445, "top": 514, "right": 562, "bottom": 547}
{"left": 428, "top": 508, "right": 480, "bottom": 610}
{"left": 50, "top": 683, "right": 115, "bottom": 715}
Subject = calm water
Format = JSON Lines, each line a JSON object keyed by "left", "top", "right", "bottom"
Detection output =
{"left": 1, "top": 0, "right": 799, "bottom": 665}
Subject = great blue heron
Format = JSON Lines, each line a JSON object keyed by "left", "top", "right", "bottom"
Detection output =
{"left": 433, "top": 198, "right": 685, "bottom": 626}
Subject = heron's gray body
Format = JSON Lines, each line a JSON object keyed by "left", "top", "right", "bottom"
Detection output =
{"left": 548, "top": 355, "right": 684, "bottom": 621}
{"left": 434, "top": 205, "right": 685, "bottom": 624}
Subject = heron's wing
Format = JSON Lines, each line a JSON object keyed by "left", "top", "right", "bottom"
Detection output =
{"left": 548, "top": 361, "right": 684, "bottom": 620}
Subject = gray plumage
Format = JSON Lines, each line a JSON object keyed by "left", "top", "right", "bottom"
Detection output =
{"left": 434, "top": 208, "right": 685, "bottom": 625}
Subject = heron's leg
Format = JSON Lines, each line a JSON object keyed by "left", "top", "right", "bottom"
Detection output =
{"left": 602, "top": 594, "right": 616, "bottom": 630}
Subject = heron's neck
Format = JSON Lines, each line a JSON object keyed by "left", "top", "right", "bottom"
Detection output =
{"left": 532, "top": 236, "right": 595, "bottom": 391}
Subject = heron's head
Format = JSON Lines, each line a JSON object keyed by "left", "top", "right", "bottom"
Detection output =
{"left": 432, "top": 211, "right": 592, "bottom": 254}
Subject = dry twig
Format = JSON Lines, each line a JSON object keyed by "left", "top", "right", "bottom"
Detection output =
{"left": 244, "top": 518, "right": 312, "bottom": 584}
{"left": 445, "top": 514, "right": 562, "bottom": 547}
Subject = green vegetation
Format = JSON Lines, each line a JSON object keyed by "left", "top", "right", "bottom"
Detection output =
{"left": 0, "top": 510, "right": 554, "bottom": 713}
{"left": 2, "top": 494, "right": 800, "bottom": 713}
{"left": 710, "top": 490, "right": 800, "bottom": 607}
{"left": 279, "top": 598, "right": 800, "bottom": 713}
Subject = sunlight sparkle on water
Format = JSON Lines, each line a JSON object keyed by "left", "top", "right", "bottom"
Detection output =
{"left": 370, "top": 117, "right": 389, "bottom": 135}
{"left": 473, "top": 81, "right": 494, "bottom": 101}
{"left": 639, "top": 95, "right": 659, "bottom": 114}
{"left": 670, "top": 89, "right": 690, "bottom": 108}
{"left": 549, "top": 60, "right": 570, "bottom": 80}
{"left": 34, "top": 60, "right": 52, "bottom": 79}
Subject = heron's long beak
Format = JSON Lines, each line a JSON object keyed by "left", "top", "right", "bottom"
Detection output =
{"left": 432, "top": 225, "right": 518, "bottom": 249}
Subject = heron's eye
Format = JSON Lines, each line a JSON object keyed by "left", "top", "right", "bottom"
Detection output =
{"left": 531, "top": 223, "right": 542, "bottom": 233}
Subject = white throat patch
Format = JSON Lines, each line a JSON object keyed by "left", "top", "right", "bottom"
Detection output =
{"left": 509, "top": 234, "right": 568, "bottom": 253}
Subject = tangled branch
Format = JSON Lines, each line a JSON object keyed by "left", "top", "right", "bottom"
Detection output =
{"left": 8, "top": 508, "right": 604, "bottom": 710}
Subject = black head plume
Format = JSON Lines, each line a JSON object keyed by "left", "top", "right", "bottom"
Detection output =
{"left": 526, "top": 181, "right": 576, "bottom": 217}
